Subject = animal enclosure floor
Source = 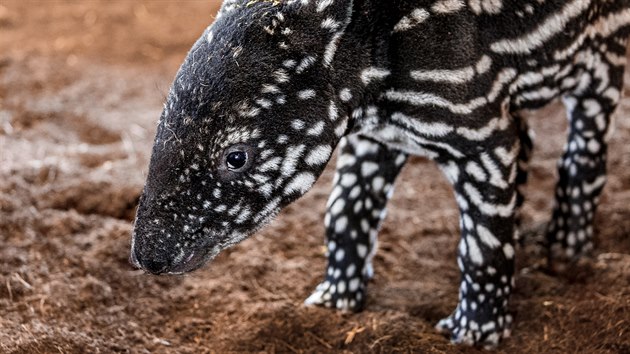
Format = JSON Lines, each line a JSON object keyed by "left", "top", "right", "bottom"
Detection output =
{"left": 1, "top": 1, "right": 629, "bottom": 353}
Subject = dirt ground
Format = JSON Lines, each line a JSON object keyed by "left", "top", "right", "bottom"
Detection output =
{"left": 0, "top": 1, "right": 629, "bottom": 353}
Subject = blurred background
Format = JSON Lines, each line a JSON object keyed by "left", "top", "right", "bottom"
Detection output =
{"left": 0, "top": 1, "right": 629, "bottom": 353}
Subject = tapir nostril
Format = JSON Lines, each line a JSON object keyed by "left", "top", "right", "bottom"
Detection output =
{"left": 141, "top": 257, "right": 170, "bottom": 275}
{"left": 131, "top": 242, "right": 170, "bottom": 274}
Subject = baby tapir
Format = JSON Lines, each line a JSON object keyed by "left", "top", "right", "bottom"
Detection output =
{"left": 130, "top": 0, "right": 630, "bottom": 347}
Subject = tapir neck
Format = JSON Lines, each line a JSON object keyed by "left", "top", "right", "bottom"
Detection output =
{"left": 330, "top": 0, "right": 399, "bottom": 131}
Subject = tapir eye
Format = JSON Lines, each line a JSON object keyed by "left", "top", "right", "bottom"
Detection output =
{"left": 220, "top": 144, "right": 254, "bottom": 176}
{"left": 226, "top": 151, "right": 247, "bottom": 170}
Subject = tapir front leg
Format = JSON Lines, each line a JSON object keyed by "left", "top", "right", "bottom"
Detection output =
{"left": 436, "top": 132, "right": 520, "bottom": 347}
{"left": 305, "top": 134, "right": 407, "bottom": 311}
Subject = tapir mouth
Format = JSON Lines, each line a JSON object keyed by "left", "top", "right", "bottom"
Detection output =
{"left": 166, "top": 250, "right": 207, "bottom": 274}
{"left": 129, "top": 235, "right": 218, "bottom": 275}
{"left": 166, "top": 244, "right": 223, "bottom": 275}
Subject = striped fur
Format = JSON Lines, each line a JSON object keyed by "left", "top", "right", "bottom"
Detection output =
{"left": 131, "top": 0, "right": 630, "bottom": 347}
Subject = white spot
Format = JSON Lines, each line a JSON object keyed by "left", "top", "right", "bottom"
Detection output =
{"left": 291, "top": 120, "right": 305, "bottom": 130}
{"left": 349, "top": 186, "right": 361, "bottom": 199}
{"left": 261, "top": 84, "right": 280, "bottom": 94}
{"left": 307, "top": 121, "right": 326, "bottom": 136}
{"left": 340, "top": 173, "right": 357, "bottom": 187}
{"left": 335, "top": 216, "right": 348, "bottom": 233}
{"left": 335, "top": 119, "right": 348, "bottom": 137}
{"left": 503, "top": 243, "right": 515, "bottom": 259}
{"left": 346, "top": 264, "right": 356, "bottom": 278}
{"left": 296, "top": 55, "right": 317, "bottom": 74}
{"left": 587, "top": 139, "right": 600, "bottom": 153}
{"left": 298, "top": 89, "right": 316, "bottom": 100}
{"left": 335, "top": 248, "right": 345, "bottom": 261}
{"left": 348, "top": 277, "right": 360, "bottom": 292}
{"left": 281, "top": 147, "right": 307, "bottom": 175}
{"left": 305, "top": 145, "right": 332, "bottom": 166}
{"left": 393, "top": 8, "right": 429, "bottom": 32}
{"left": 330, "top": 198, "right": 346, "bottom": 215}
{"left": 256, "top": 98, "right": 273, "bottom": 109}
{"left": 283, "top": 59, "right": 297, "bottom": 68}
{"left": 273, "top": 69, "right": 290, "bottom": 83}
{"left": 235, "top": 208, "right": 252, "bottom": 224}
{"left": 337, "top": 280, "right": 346, "bottom": 294}
{"left": 431, "top": 0, "right": 464, "bottom": 14}
{"left": 372, "top": 176, "right": 385, "bottom": 191}
{"left": 463, "top": 214, "right": 474, "bottom": 230}
{"left": 328, "top": 101, "right": 339, "bottom": 121}
{"left": 357, "top": 244, "right": 368, "bottom": 258}
{"left": 467, "top": 235, "right": 484, "bottom": 265}
{"left": 284, "top": 172, "right": 316, "bottom": 195}
{"left": 361, "top": 162, "right": 379, "bottom": 177}
{"left": 339, "top": 88, "right": 352, "bottom": 102}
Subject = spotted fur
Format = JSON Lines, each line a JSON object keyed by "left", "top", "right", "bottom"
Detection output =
{"left": 131, "top": 0, "right": 630, "bottom": 347}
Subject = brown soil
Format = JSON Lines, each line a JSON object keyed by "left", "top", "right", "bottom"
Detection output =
{"left": 1, "top": 1, "right": 629, "bottom": 353}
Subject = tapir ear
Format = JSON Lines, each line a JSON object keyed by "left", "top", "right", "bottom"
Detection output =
{"left": 311, "top": 0, "right": 354, "bottom": 15}
{"left": 283, "top": 0, "right": 354, "bottom": 23}
{"left": 279, "top": 0, "right": 355, "bottom": 58}
{"left": 312, "top": 0, "right": 355, "bottom": 26}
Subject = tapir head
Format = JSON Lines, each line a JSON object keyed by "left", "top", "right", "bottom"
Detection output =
{"left": 131, "top": 0, "right": 357, "bottom": 274}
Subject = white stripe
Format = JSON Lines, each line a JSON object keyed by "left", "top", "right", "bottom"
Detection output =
{"left": 390, "top": 112, "right": 454, "bottom": 137}
{"left": 316, "top": 0, "right": 333, "bottom": 12}
{"left": 322, "top": 0, "right": 354, "bottom": 68}
{"left": 323, "top": 32, "right": 343, "bottom": 67}
{"left": 554, "top": 9, "right": 630, "bottom": 60}
{"left": 393, "top": 8, "right": 429, "bottom": 32}
{"left": 466, "top": 235, "right": 484, "bottom": 265}
{"left": 456, "top": 116, "right": 510, "bottom": 141}
{"left": 386, "top": 68, "right": 515, "bottom": 114}
{"left": 582, "top": 175, "right": 606, "bottom": 195}
{"left": 476, "top": 55, "right": 492, "bottom": 74}
{"left": 321, "top": 17, "right": 341, "bottom": 31}
{"left": 477, "top": 224, "right": 501, "bottom": 248}
{"left": 466, "top": 161, "right": 487, "bottom": 182}
{"left": 410, "top": 55, "right": 491, "bottom": 84}
{"left": 296, "top": 56, "right": 317, "bottom": 73}
{"left": 384, "top": 90, "right": 486, "bottom": 115}
{"left": 480, "top": 153, "right": 508, "bottom": 189}
{"left": 509, "top": 65, "right": 560, "bottom": 94}
{"left": 361, "top": 67, "right": 391, "bottom": 85}
{"left": 411, "top": 66, "right": 474, "bottom": 84}
{"left": 494, "top": 144, "right": 519, "bottom": 166}
{"left": 605, "top": 51, "right": 628, "bottom": 67}
{"left": 410, "top": 134, "right": 464, "bottom": 158}
{"left": 463, "top": 183, "right": 516, "bottom": 217}
{"left": 491, "top": 0, "right": 592, "bottom": 54}
{"left": 487, "top": 68, "right": 517, "bottom": 101}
